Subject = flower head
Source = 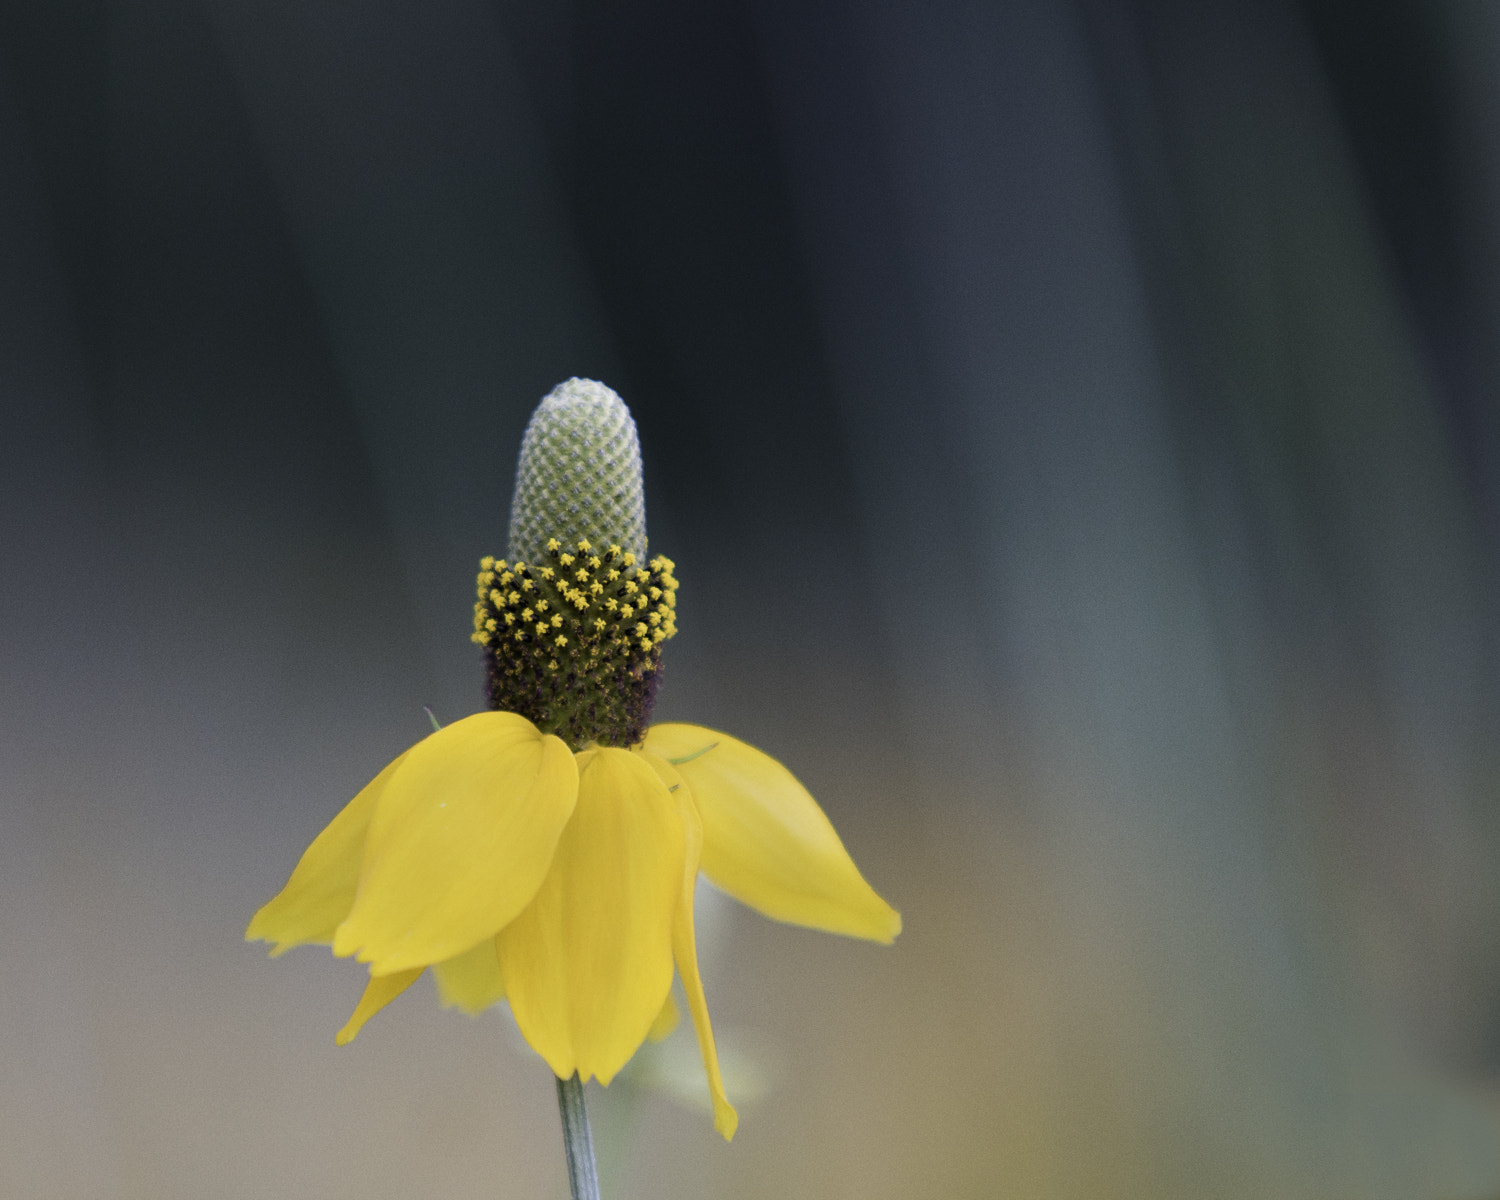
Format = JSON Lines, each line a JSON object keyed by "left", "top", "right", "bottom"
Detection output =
{"left": 247, "top": 379, "right": 900, "bottom": 1140}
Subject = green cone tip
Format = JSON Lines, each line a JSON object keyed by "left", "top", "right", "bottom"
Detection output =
{"left": 508, "top": 379, "right": 647, "bottom": 564}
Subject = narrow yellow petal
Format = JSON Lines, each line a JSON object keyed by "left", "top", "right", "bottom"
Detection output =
{"left": 336, "top": 967, "right": 422, "bottom": 1045}
{"left": 643, "top": 752, "right": 739, "bottom": 1140}
{"left": 497, "top": 748, "right": 685, "bottom": 1086}
{"left": 648, "top": 991, "right": 680, "bottom": 1043}
{"left": 245, "top": 750, "right": 409, "bottom": 953}
{"left": 643, "top": 724, "right": 901, "bottom": 944}
{"left": 431, "top": 937, "right": 507, "bottom": 1015}
{"left": 333, "top": 711, "right": 578, "bottom": 974}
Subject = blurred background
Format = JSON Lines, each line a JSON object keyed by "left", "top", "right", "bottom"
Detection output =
{"left": 2, "top": 0, "right": 1500, "bottom": 1196}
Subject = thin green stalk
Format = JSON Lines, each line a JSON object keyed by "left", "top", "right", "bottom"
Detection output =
{"left": 555, "top": 1073, "right": 601, "bottom": 1200}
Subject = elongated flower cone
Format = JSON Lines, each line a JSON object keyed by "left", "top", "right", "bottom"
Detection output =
{"left": 478, "top": 380, "right": 672, "bottom": 750}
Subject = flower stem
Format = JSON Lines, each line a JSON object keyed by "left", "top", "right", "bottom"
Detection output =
{"left": 555, "top": 1073, "right": 601, "bottom": 1200}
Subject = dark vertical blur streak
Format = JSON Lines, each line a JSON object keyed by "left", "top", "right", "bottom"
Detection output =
{"left": 1301, "top": 0, "right": 1472, "bottom": 446}
{"left": 1444, "top": 2, "right": 1500, "bottom": 552}
{"left": 752, "top": 0, "right": 1006, "bottom": 789}
{"left": 0, "top": 2, "right": 112, "bottom": 409}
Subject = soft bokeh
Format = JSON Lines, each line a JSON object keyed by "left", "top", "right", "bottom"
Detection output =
{"left": 3, "top": 1, "right": 1500, "bottom": 1197}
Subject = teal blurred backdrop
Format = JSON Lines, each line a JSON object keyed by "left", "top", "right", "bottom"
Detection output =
{"left": 2, "top": 1, "right": 1500, "bottom": 1197}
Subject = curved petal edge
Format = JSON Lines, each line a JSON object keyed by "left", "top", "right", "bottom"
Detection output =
{"left": 333, "top": 712, "right": 579, "bottom": 973}
{"left": 643, "top": 724, "right": 901, "bottom": 945}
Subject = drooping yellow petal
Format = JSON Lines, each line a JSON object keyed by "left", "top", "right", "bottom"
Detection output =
{"left": 333, "top": 712, "right": 578, "bottom": 974}
{"left": 432, "top": 936, "right": 506, "bottom": 1015}
{"left": 497, "top": 748, "right": 685, "bottom": 1086}
{"left": 336, "top": 967, "right": 422, "bottom": 1045}
{"left": 643, "top": 724, "right": 901, "bottom": 944}
{"left": 648, "top": 992, "right": 680, "bottom": 1043}
{"left": 643, "top": 752, "right": 739, "bottom": 1140}
{"left": 246, "top": 750, "right": 410, "bottom": 954}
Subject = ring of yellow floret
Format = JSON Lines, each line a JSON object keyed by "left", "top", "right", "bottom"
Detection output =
{"left": 472, "top": 538, "right": 679, "bottom": 749}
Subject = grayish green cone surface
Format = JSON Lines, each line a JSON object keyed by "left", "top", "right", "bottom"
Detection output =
{"left": 508, "top": 379, "right": 647, "bottom": 563}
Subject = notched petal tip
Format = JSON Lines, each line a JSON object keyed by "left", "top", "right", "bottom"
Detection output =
{"left": 335, "top": 967, "right": 423, "bottom": 1045}
{"left": 714, "top": 1098, "right": 740, "bottom": 1142}
{"left": 498, "top": 748, "right": 684, "bottom": 1088}
{"left": 431, "top": 937, "right": 507, "bottom": 1016}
